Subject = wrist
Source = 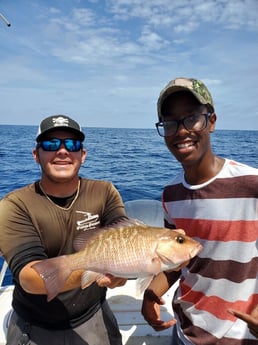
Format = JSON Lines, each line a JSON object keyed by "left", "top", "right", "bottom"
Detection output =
{"left": 143, "top": 289, "right": 162, "bottom": 303}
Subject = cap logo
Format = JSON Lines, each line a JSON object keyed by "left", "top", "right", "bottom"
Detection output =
{"left": 52, "top": 116, "right": 69, "bottom": 127}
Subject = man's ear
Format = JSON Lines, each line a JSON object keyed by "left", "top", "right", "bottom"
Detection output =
{"left": 32, "top": 148, "right": 40, "bottom": 163}
{"left": 81, "top": 148, "right": 87, "bottom": 164}
{"left": 209, "top": 113, "right": 217, "bottom": 133}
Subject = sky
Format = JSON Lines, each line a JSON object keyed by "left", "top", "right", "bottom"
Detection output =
{"left": 0, "top": 0, "right": 258, "bottom": 130}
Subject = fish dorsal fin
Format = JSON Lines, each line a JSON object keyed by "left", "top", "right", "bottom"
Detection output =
{"left": 107, "top": 217, "right": 147, "bottom": 228}
{"left": 74, "top": 226, "right": 102, "bottom": 251}
{"left": 74, "top": 217, "right": 147, "bottom": 251}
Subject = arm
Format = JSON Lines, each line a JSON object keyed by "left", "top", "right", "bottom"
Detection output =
{"left": 20, "top": 261, "right": 127, "bottom": 295}
{"left": 19, "top": 261, "right": 84, "bottom": 294}
{"left": 141, "top": 271, "right": 179, "bottom": 331}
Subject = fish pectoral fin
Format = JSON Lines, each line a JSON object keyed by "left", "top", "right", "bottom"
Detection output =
{"left": 81, "top": 270, "right": 104, "bottom": 289}
{"left": 135, "top": 276, "right": 155, "bottom": 297}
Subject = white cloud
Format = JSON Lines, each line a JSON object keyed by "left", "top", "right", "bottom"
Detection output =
{"left": 0, "top": 0, "right": 257, "bottom": 130}
{"left": 108, "top": 0, "right": 258, "bottom": 31}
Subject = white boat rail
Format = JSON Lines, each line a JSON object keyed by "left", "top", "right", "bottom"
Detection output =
{"left": 0, "top": 260, "right": 8, "bottom": 287}
{"left": 0, "top": 261, "right": 13, "bottom": 344}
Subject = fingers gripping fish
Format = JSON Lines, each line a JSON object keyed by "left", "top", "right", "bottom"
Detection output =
{"left": 32, "top": 219, "right": 202, "bottom": 301}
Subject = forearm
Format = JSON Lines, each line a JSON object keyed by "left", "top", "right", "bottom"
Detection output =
{"left": 19, "top": 261, "right": 83, "bottom": 295}
{"left": 145, "top": 272, "right": 171, "bottom": 298}
{"left": 144, "top": 270, "right": 180, "bottom": 301}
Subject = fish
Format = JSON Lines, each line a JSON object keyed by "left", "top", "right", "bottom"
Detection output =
{"left": 32, "top": 219, "right": 202, "bottom": 301}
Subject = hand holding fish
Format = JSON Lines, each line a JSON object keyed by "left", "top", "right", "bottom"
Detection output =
{"left": 228, "top": 304, "right": 258, "bottom": 339}
{"left": 96, "top": 274, "right": 127, "bottom": 288}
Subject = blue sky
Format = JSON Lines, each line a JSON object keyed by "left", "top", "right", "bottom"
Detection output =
{"left": 0, "top": 0, "right": 258, "bottom": 130}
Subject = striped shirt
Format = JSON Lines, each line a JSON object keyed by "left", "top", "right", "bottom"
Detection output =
{"left": 163, "top": 159, "right": 258, "bottom": 344}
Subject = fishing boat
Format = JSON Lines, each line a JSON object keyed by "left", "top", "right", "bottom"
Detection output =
{"left": 0, "top": 199, "right": 177, "bottom": 345}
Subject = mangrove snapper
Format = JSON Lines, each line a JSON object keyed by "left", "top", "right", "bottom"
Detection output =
{"left": 32, "top": 219, "right": 202, "bottom": 301}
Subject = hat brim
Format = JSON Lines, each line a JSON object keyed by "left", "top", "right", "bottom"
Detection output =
{"left": 36, "top": 127, "right": 85, "bottom": 142}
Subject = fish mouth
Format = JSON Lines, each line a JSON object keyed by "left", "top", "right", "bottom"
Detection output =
{"left": 190, "top": 243, "right": 203, "bottom": 258}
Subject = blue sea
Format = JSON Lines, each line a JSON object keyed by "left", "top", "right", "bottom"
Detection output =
{"left": 0, "top": 125, "right": 257, "bottom": 285}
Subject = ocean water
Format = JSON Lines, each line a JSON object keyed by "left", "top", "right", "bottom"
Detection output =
{"left": 0, "top": 125, "right": 257, "bottom": 285}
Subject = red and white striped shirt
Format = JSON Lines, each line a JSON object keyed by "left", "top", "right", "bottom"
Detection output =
{"left": 163, "top": 159, "right": 258, "bottom": 344}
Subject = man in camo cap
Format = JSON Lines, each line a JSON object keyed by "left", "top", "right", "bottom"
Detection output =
{"left": 142, "top": 77, "right": 258, "bottom": 344}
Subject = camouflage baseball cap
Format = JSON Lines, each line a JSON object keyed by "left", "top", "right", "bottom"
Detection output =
{"left": 157, "top": 77, "right": 214, "bottom": 120}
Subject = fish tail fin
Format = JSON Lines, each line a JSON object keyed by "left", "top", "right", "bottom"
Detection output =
{"left": 32, "top": 256, "right": 71, "bottom": 302}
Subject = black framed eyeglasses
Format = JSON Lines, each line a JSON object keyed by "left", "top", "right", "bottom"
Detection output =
{"left": 36, "top": 138, "right": 83, "bottom": 152}
{"left": 156, "top": 113, "right": 211, "bottom": 137}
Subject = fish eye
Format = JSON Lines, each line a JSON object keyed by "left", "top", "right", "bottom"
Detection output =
{"left": 175, "top": 236, "right": 185, "bottom": 244}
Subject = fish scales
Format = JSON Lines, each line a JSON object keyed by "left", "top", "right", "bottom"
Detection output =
{"left": 32, "top": 220, "right": 202, "bottom": 301}
{"left": 74, "top": 226, "right": 162, "bottom": 273}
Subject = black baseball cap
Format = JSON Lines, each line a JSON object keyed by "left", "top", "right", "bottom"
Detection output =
{"left": 36, "top": 115, "right": 85, "bottom": 142}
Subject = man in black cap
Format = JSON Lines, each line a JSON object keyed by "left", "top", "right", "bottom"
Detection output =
{"left": 0, "top": 114, "right": 127, "bottom": 345}
{"left": 141, "top": 78, "right": 258, "bottom": 344}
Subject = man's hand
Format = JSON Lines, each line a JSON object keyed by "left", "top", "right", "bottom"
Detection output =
{"left": 141, "top": 289, "right": 176, "bottom": 332}
{"left": 96, "top": 274, "right": 127, "bottom": 288}
{"left": 228, "top": 304, "right": 258, "bottom": 339}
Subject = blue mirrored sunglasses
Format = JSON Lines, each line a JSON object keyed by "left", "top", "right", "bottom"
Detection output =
{"left": 36, "top": 138, "right": 83, "bottom": 152}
